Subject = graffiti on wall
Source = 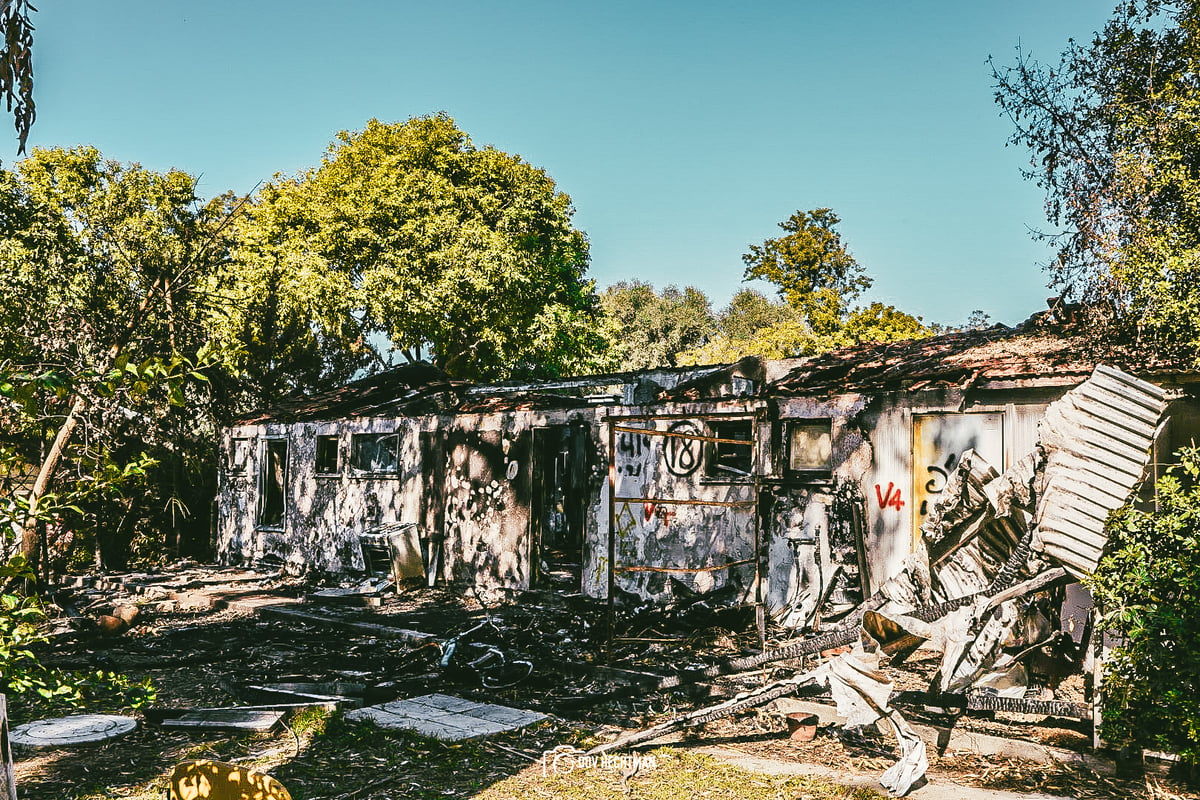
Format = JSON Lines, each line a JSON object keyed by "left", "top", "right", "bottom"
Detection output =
{"left": 663, "top": 421, "right": 702, "bottom": 477}
{"left": 617, "top": 430, "right": 651, "bottom": 477}
{"left": 642, "top": 501, "right": 675, "bottom": 527}
{"left": 912, "top": 413, "right": 1003, "bottom": 535}
{"left": 874, "top": 481, "right": 905, "bottom": 511}
{"left": 919, "top": 453, "right": 957, "bottom": 514}
{"left": 603, "top": 416, "right": 755, "bottom": 603}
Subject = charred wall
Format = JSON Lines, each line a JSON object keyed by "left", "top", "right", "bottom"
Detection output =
{"left": 216, "top": 417, "right": 424, "bottom": 574}
{"left": 585, "top": 402, "right": 762, "bottom": 603}
{"left": 217, "top": 407, "right": 604, "bottom": 594}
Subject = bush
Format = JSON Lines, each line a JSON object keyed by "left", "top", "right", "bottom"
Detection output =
{"left": 1090, "top": 446, "right": 1200, "bottom": 762}
{"left": 0, "top": 555, "right": 156, "bottom": 717}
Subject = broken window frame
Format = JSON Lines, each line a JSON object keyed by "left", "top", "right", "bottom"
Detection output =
{"left": 228, "top": 437, "right": 253, "bottom": 474}
{"left": 703, "top": 420, "right": 755, "bottom": 482}
{"left": 256, "top": 437, "right": 288, "bottom": 530}
{"left": 314, "top": 434, "right": 340, "bottom": 475}
{"left": 785, "top": 418, "right": 833, "bottom": 477}
{"left": 349, "top": 432, "right": 401, "bottom": 475}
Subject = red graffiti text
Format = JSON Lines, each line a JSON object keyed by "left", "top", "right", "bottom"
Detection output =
{"left": 875, "top": 482, "right": 905, "bottom": 511}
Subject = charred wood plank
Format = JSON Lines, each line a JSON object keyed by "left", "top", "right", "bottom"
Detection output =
{"left": 257, "top": 606, "right": 434, "bottom": 642}
{"left": 965, "top": 692, "right": 1092, "bottom": 720}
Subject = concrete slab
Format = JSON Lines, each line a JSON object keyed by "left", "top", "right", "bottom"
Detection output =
{"left": 413, "top": 694, "right": 481, "bottom": 713}
{"left": 12, "top": 714, "right": 138, "bottom": 748}
{"left": 160, "top": 709, "right": 285, "bottom": 732}
{"left": 346, "top": 693, "right": 547, "bottom": 741}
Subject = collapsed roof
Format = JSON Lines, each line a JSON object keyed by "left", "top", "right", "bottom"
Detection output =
{"left": 769, "top": 321, "right": 1190, "bottom": 396}
{"left": 235, "top": 320, "right": 1197, "bottom": 426}
{"left": 234, "top": 362, "right": 459, "bottom": 425}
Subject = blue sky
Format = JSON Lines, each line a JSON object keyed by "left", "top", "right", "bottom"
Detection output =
{"left": 26, "top": 1, "right": 1116, "bottom": 327}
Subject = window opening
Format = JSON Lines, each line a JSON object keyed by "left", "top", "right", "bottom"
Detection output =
{"left": 350, "top": 432, "right": 400, "bottom": 473}
{"left": 257, "top": 439, "right": 288, "bottom": 527}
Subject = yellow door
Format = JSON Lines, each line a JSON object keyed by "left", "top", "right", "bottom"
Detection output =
{"left": 912, "top": 413, "right": 1003, "bottom": 547}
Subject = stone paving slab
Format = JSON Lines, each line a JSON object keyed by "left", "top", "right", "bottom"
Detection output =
{"left": 345, "top": 693, "right": 547, "bottom": 741}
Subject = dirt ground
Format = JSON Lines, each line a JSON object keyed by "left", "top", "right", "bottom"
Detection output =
{"left": 13, "top": 570, "right": 1200, "bottom": 800}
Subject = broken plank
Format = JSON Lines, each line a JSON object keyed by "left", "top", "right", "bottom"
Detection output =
{"left": 146, "top": 702, "right": 338, "bottom": 725}
{"left": 557, "top": 660, "right": 666, "bottom": 686}
{"left": 256, "top": 606, "right": 433, "bottom": 642}
{"left": 254, "top": 681, "right": 365, "bottom": 696}
{"left": 161, "top": 709, "right": 285, "bottom": 732}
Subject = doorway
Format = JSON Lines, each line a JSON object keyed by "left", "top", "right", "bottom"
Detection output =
{"left": 531, "top": 424, "right": 588, "bottom": 588}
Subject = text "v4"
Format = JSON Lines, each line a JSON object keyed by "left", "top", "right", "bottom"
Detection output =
{"left": 875, "top": 482, "right": 905, "bottom": 511}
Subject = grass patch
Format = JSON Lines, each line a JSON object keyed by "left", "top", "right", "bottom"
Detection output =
{"left": 20, "top": 712, "right": 879, "bottom": 800}
{"left": 477, "top": 749, "right": 884, "bottom": 800}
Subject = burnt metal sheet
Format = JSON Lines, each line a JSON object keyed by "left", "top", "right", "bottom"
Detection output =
{"left": 1034, "top": 364, "right": 1167, "bottom": 577}
{"left": 933, "top": 514, "right": 1027, "bottom": 601}
{"left": 920, "top": 449, "right": 1029, "bottom": 602}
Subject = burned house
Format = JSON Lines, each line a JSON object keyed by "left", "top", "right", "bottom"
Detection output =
{"left": 216, "top": 322, "right": 1200, "bottom": 617}
{"left": 214, "top": 321, "right": 1200, "bottom": 795}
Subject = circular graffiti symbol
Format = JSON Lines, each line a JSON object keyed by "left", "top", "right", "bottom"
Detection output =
{"left": 664, "top": 421, "right": 702, "bottom": 477}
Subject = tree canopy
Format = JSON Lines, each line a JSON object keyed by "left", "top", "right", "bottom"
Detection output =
{"left": 742, "top": 208, "right": 872, "bottom": 337}
{"left": 675, "top": 209, "right": 931, "bottom": 365}
{"left": 677, "top": 290, "right": 931, "bottom": 366}
{"left": 0, "top": 0, "right": 35, "bottom": 152}
{"left": 599, "top": 281, "right": 715, "bottom": 369}
{"left": 993, "top": 0, "right": 1200, "bottom": 356}
{"left": 225, "top": 114, "right": 609, "bottom": 387}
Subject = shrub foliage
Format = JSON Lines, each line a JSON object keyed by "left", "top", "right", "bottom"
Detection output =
{"left": 1090, "top": 446, "right": 1200, "bottom": 761}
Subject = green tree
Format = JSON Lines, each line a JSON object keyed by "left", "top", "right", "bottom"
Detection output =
{"left": 678, "top": 294, "right": 931, "bottom": 365}
{"left": 717, "top": 288, "right": 802, "bottom": 341}
{"left": 228, "top": 114, "right": 610, "bottom": 387}
{"left": 680, "top": 212, "right": 931, "bottom": 365}
{"left": 599, "top": 281, "right": 716, "bottom": 369}
{"left": 992, "top": 1, "right": 1200, "bottom": 356}
{"left": 841, "top": 302, "right": 930, "bottom": 344}
{"left": 742, "top": 208, "right": 872, "bottom": 336}
{"left": 676, "top": 289, "right": 807, "bottom": 365}
{"left": 963, "top": 309, "right": 992, "bottom": 330}
{"left": 0, "top": 146, "right": 235, "bottom": 577}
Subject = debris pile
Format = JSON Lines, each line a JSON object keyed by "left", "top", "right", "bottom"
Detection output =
{"left": 590, "top": 365, "right": 1168, "bottom": 797}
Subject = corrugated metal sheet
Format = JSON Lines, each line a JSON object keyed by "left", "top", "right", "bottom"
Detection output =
{"left": 1034, "top": 364, "right": 1167, "bottom": 577}
{"left": 934, "top": 516, "right": 1028, "bottom": 601}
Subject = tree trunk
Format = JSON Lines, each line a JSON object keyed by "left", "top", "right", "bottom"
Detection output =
{"left": 20, "top": 282, "right": 161, "bottom": 569}
{"left": 21, "top": 394, "right": 85, "bottom": 562}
